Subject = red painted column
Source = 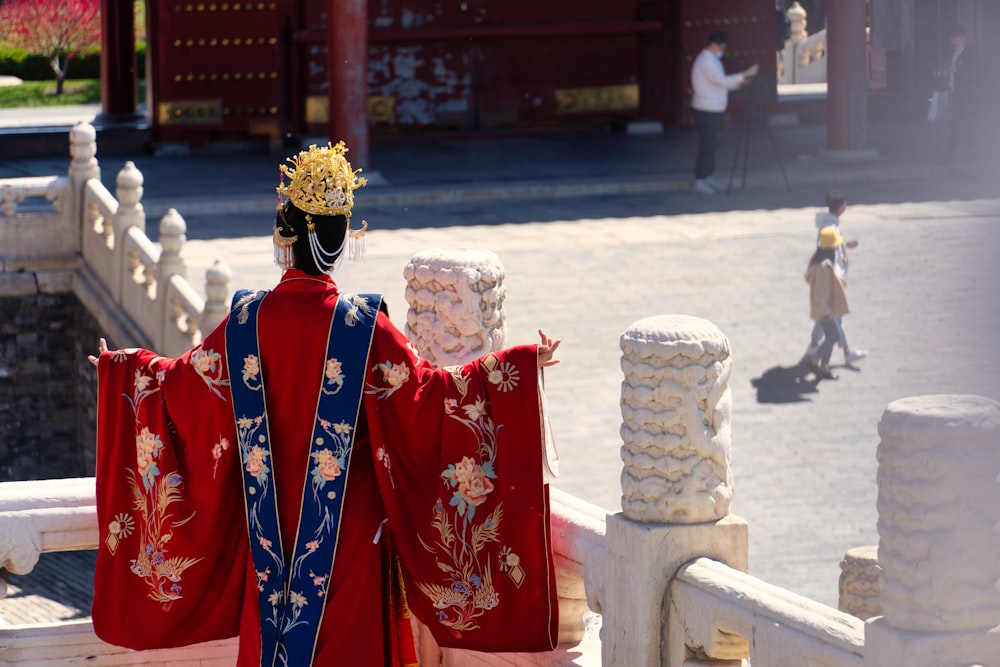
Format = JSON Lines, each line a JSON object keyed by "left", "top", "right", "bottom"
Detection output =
{"left": 328, "top": 0, "right": 369, "bottom": 169}
{"left": 826, "top": 0, "right": 868, "bottom": 151}
{"left": 99, "top": 0, "right": 139, "bottom": 121}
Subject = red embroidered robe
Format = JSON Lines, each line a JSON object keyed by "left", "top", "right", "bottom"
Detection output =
{"left": 92, "top": 270, "right": 558, "bottom": 666}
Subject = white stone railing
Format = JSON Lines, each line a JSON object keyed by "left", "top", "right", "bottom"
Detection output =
{"left": 670, "top": 558, "right": 863, "bottom": 665}
{"left": 0, "top": 176, "right": 65, "bottom": 218}
{"left": 779, "top": 2, "right": 827, "bottom": 85}
{"left": 0, "top": 478, "right": 601, "bottom": 666}
{"left": 0, "top": 176, "right": 75, "bottom": 260}
{"left": 1, "top": 121, "right": 231, "bottom": 356}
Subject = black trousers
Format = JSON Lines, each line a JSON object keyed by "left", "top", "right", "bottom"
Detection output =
{"left": 692, "top": 109, "right": 725, "bottom": 180}
{"left": 948, "top": 97, "right": 977, "bottom": 157}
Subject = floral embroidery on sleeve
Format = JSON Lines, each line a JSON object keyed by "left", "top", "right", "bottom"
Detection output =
{"left": 416, "top": 366, "right": 522, "bottom": 633}
{"left": 365, "top": 360, "right": 410, "bottom": 401}
{"left": 110, "top": 367, "right": 203, "bottom": 606}
{"left": 481, "top": 353, "right": 520, "bottom": 392}
{"left": 190, "top": 347, "right": 230, "bottom": 399}
{"left": 211, "top": 436, "right": 230, "bottom": 478}
{"left": 105, "top": 513, "right": 134, "bottom": 556}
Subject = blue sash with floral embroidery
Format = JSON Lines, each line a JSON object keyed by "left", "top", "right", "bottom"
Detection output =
{"left": 226, "top": 289, "right": 381, "bottom": 667}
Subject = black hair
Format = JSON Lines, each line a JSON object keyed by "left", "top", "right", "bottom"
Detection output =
{"left": 275, "top": 203, "right": 348, "bottom": 275}
{"left": 809, "top": 247, "right": 836, "bottom": 267}
{"left": 707, "top": 31, "right": 729, "bottom": 46}
{"left": 825, "top": 191, "right": 847, "bottom": 213}
{"left": 951, "top": 25, "right": 967, "bottom": 38}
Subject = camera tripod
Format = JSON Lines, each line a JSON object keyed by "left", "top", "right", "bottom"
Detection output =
{"left": 726, "top": 76, "right": 791, "bottom": 194}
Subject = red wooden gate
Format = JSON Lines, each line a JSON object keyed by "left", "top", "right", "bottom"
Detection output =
{"left": 147, "top": 0, "right": 287, "bottom": 145}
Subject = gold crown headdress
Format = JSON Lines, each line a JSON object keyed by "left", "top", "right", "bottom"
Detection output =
{"left": 273, "top": 141, "right": 369, "bottom": 273}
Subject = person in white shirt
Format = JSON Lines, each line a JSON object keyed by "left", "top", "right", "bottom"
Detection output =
{"left": 944, "top": 25, "right": 979, "bottom": 160}
{"left": 690, "top": 31, "right": 758, "bottom": 194}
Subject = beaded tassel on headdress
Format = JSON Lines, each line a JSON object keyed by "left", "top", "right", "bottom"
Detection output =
{"left": 273, "top": 141, "right": 369, "bottom": 274}
{"left": 349, "top": 220, "right": 368, "bottom": 261}
{"left": 306, "top": 219, "right": 348, "bottom": 273}
{"left": 273, "top": 171, "right": 298, "bottom": 269}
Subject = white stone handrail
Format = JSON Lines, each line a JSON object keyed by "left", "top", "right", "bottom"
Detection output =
{"left": 0, "top": 621, "right": 238, "bottom": 666}
{"left": 669, "top": 557, "right": 864, "bottom": 666}
{"left": 779, "top": 2, "right": 828, "bottom": 85}
{"left": 165, "top": 273, "right": 206, "bottom": 351}
{"left": 81, "top": 179, "right": 121, "bottom": 294}
{"left": 68, "top": 135, "right": 229, "bottom": 356}
{"left": 121, "top": 224, "right": 160, "bottom": 312}
{"left": 0, "top": 176, "right": 65, "bottom": 217}
{"left": 0, "top": 478, "right": 602, "bottom": 666}
{"left": 0, "top": 479, "right": 97, "bottom": 588}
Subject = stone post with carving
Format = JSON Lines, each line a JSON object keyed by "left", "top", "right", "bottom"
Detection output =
{"left": 201, "top": 259, "right": 233, "bottom": 334}
{"left": 593, "top": 315, "right": 748, "bottom": 667}
{"left": 788, "top": 1, "right": 808, "bottom": 45}
{"left": 112, "top": 161, "right": 145, "bottom": 301}
{"left": 68, "top": 122, "right": 100, "bottom": 251}
{"left": 157, "top": 208, "right": 187, "bottom": 284}
{"left": 402, "top": 248, "right": 507, "bottom": 367}
{"left": 68, "top": 122, "right": 100, "bottom": 200}
{"left": 864, "top": 395, "right": 1000, "bottom": 666}
{"left": 839, "top": 545, "right": 881, "bottom": 621}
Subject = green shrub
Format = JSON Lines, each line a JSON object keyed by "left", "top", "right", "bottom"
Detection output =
{"left": 0, "top": 46, "right": 146, "bottom": 81}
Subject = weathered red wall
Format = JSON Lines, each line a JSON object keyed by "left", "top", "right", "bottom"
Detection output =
{"left": 147, "top": 0, "right": 776, "bottom": 143}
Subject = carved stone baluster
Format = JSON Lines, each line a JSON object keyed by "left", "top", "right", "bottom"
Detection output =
{"left": 158, "top": 208, "right": 187, "bottom": 282}
{"left": 115, "top": 161, "right": 145, "bottom": 235}
{"left": 597, "top": 315, "right": 748, "bottom": 667}
{"left": 839, "top": 545, "right": 881, "bottom": 621}
{"left": 402, "top": 248, "right": 507, "bottom": 366}
{"left": 865, "top": 395, "right": 1000, "bottom": 666}
{"left": 68, "top": 122, "right": 100, "bottom": 200}
{"left": 788, "top": 1, "right": 808, "bottom": 45}
{"left": 111, "top": 161, "right": 145, "bottom": 301}
{"left": 201, "top": 259, "right": 233, "bottom": 335}
{"left": 157, "top": 209, "right": 188, "bottom": 350}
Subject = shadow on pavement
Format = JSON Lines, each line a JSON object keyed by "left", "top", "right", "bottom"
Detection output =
{"left": 751, "top": 362, "right": 820, "bottom": 403}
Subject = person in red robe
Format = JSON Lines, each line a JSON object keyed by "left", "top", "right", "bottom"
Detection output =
{"left": 89, "top": 143, "right": 561, "bottom": 667}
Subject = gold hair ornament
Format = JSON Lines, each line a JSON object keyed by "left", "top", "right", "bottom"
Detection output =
{"left": 276, "top": 141, "right": 366, "bottom": 218}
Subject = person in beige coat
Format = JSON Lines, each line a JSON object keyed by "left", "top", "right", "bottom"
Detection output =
{"left": 805, "top": 226, "right": 850, "bottom": 380}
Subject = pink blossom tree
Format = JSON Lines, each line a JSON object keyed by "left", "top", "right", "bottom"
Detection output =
{"left": 0, "top": 0, "right": 102, "bottom": 95}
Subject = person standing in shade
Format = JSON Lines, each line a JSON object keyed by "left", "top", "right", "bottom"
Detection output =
{"left": 690, "top": 31, "right": 758, "bottom": 194}
{"left": 945, "top": 25, "right": 980, "bottom": 161}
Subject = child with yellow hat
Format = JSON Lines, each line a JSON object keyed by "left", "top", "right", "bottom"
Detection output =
{"left": 804, "top": 225, "right": 852, "bottom": 379}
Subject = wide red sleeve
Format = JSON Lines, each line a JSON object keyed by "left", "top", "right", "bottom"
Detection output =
{"left": 92, "top": 323, "right": 248, "bottom": 649}
{"left": 363, "top": 314, "right": 558, "bottom": 652}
